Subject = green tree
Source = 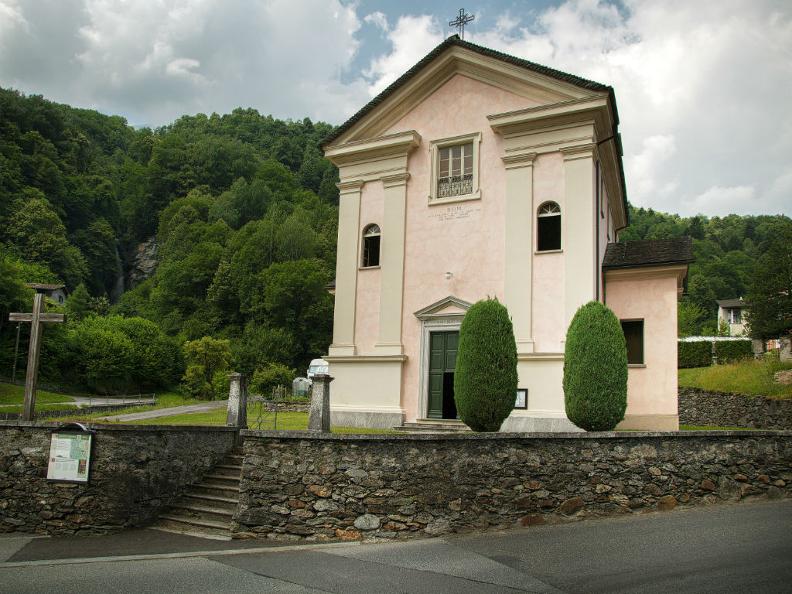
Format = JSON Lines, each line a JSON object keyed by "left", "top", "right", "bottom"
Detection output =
{"left": 453, "top": 299, "right": 518, "bottom": 432}
{"left": 563, "top": 301, "right": 627, "bottom": 431}
{"left": 746, "top": 221, "right": 792, "bottom": 339}
{"left": 678, "top": 300, "right": 707, "bottom": 337}
{"left": 65, "top": 283, "right": 91, "bottom": 321}
{"left": 251, "top": 363, "right": 296, "bottom": 398}
{"left": 181, "top": 336, "right": 231, "bottom": 399}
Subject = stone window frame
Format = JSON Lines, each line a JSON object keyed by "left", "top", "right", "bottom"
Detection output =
{"left": 360, "top": 223, "right": 381, "bottom": 269}
{"left": 536, "top": 201, "right": 562, "bottom": 253}
{"left": 621, "top": 318, "right": 645, "bottom": 367}
{"left": 428, "top": 131, "right": 482, "bottom": 205}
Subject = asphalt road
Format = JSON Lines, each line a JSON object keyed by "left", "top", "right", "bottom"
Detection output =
{"left": 1, "top": 500, "right": 790, "bottom": 594}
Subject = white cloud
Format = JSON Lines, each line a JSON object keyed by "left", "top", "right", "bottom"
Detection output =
{"left": 0, "top": 0, "right": 790, "bottom": 218}
{"left": 0, "top": 0, "right": 367, "bottom": 125}
{"left": 689, "top": 185, "right": 757, "bottom": 217}
{"left": 363, "top": 14, "right": 443, "bottom": 96}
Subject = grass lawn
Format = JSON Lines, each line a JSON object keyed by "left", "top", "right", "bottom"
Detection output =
{"left": 0, "top": 382, "right": 76, "bottom": 405}
{"left": 679, "top": 358, "right": 792, "bottom": 398}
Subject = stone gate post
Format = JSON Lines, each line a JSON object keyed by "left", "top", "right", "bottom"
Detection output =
{"left": 308, "top": 374, "right": 333, "bottom": 432}
{"left": 226, "top": 372, "right": 248, "bottom": 429}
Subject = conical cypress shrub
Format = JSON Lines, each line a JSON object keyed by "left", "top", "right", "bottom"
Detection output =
{"left": 563, "top": 301, "right": 628, "bottom": 431}
{"left": 454, "top": 299, "right": 518, "bottom": 432}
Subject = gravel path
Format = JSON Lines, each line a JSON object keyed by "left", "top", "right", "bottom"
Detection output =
{"left": 96, "top": 400, "right": 227, "bottom": 422}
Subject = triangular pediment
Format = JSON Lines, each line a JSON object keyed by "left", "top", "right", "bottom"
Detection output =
{"left": 326, "top": 37, "right": 609, "bottom": 147}
{"left": 414, "top": 296, "right": 472, "bottom": 321}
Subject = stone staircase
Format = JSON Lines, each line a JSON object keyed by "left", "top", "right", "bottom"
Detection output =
{"left": 151, "top": 449, "right": 242, "bottom": 540}
{"left": 394, "top": 419, "right": 471, "bottom": 433}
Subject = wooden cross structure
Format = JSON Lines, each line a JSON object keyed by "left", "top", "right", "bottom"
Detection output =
{"left": 449, "top": 8, "right": 475, "bottom": 39}
{"left": 8, "top": 284, "right": 66, "bottom": 421}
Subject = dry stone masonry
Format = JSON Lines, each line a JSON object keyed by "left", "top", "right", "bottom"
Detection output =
{"left": 679, "top": 388, "right": 792, "bottom": 430}
{"left": 0, "top": 422, "right": 236, "bottom": 535}
{"left": 234, "top": 431, "right": 792, "bottom": 542}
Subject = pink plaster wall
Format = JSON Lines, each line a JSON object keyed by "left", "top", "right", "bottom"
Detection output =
{"left": 605, "top": 273, "right": 679, "bottom": 417}
{"left": 354, "top": 182, "right": 384, "bottom": 354}
{"left": 386, "top": 74, "right": 534, "bottom": 421}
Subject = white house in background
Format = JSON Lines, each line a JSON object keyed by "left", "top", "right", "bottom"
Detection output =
{"left": 321, "top": 36, "right": 693, "bottom": 432}
{"left": 717, "top": 298, "right": 749, "bottom": 336}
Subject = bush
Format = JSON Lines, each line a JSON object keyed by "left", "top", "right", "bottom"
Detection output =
{"left": 563, "top": 301, "right": 627, "bottom": 431}
{"left": 453, "top": 299, "right": 518, "bottom": 432}
{"left": 251, "top": 363, "right": 296, "bottom": 398}
{"left": 181, "top": 336, "right": 231, "bottom": 399}
{"left": 678, "top": 341, "right": 712, "bottom": 368}
{"left": 715, "top": 339, "right": 753, "bottom": 364}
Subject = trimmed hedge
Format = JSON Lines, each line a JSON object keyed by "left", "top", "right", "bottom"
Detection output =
{"left": 715, "top": 339, "right": 753, "bottom": 364}
{"left": 563, "top": 301, "right": 628, "bottom": 431}
{"left": 454, "top": 299, "right": 518, "bottom": 432}
{"left": 678, "top": 341, "right": 712, "bottom": 368}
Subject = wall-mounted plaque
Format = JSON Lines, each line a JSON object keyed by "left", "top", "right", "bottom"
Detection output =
{"left": 47, "top": 431, "right": 92, "bottom": 482}
{"left": 515, "top": 389, "right": 528, "bottom": 410}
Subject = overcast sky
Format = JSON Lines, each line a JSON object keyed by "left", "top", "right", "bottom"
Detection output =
{"left": 1, "top": 0, "right": 790, "bottom": 217}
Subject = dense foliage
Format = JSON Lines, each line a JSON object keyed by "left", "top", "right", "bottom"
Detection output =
{"left": 745, "top": 222, "right": 792, "bottom": 339}
{"left": 714, "top": 339, "right": 754, "bottom": 364}
{"left": 563, "top": 302, "right": 628, "bottom": 431}
{"left": 454, "top": 299, "right": 518, "bottom": 432}
{"left": 621, "top": 207, "right": 792, "bottom": 335}
{"left": 678, "top": 341, "right": 713, "bottom": 369}
{"left": 0, "top": 87, "right": 338, "bottom": 392}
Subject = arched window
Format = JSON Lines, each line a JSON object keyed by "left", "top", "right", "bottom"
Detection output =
{"left": 361, "top": 224, "right": 381, "bottom": 268}
{"left": 537, "top": 202, "right": 561, "bottom": 252}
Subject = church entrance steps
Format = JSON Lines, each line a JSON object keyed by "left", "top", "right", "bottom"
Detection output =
{"left": 150, "top": 449, "right": 242, "bottom": 540}
{"left": 395, "top": 419, "right": 471, "bottom": 433}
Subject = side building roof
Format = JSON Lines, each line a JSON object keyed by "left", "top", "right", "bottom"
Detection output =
{"left": 602, "top": 237, "right": 694, "bottom": 270}
{"left": 716, "top": 298, "right": 749, "bottom": 308}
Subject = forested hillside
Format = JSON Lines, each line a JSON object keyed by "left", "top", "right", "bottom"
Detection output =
{"left": 620, "top": 207, "right": 791, "bottom": 335}
{"left": 0, "top": 87, "right": 789, "bottom": 393}
{"left": 0, "top": 87, "right": 339, "bottom": 393}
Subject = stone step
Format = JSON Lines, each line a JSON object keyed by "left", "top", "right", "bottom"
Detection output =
{"left": 224, "top": 455, "right": 244, "bottom": 465}
{"left": 177, "top": 495, "right": 237, "bottom": 515}
{"left": 203, "top": 474, "right": 241, "bottom": 486}
{"left": 213, "top": 464, "right": 242, "bottom": 476}
{"left": 154, "top": 516, "right": 232, "bottom": 540}
{"left": 170, "top": 502, "right": 235, "bottom": 522}
{"left": 191, "top": 482, "right": 240, "bottom": 498}
{"left": 182, "top": 492, "right": 239, "bottom": 506}
{"left": 396, "top": 421, "right": 471, "bottom": 432}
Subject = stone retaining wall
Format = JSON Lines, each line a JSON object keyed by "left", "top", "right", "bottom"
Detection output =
{"left": 235, "top": 430, "right": 792, "bottom": 542}
{"left": 0, "top": 422, "right": 237, "bottom": 535}
{"left": 679, "top": 388, "right": 792, "bottom": 430}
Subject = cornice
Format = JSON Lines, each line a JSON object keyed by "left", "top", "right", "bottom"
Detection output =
{"left": 502, "top": 152, "right": 537, "bottom": 170}
{"left": 324, "top": 130, "right": 421, "bottom": 167}
{"left": 381, "top": 172, "right": 411, "bottom": 188}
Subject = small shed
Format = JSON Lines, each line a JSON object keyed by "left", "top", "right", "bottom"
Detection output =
{"left": 292, "top": 377, "right": 311, "bottom": 397}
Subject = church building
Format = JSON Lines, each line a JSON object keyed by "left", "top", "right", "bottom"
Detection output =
{"left": 322, "top": 36, "right": 692, "bottom": 432}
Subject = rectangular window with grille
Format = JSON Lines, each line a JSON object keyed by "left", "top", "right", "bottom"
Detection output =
{"left": 437, "top": 142, "right": 473, "bottom": 198}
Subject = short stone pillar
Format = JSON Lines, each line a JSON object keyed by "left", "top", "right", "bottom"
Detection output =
{"left": 226, "top": 372, "right": 248, "bottom": 428}
{"left": 308, "top": 373, "right": 333, "bottom": 432}
{"left": 752, "top": 339, "right": 766, "bottom": 359}
{"left": 781, "top": 336, "right": 792, "bottom": 362}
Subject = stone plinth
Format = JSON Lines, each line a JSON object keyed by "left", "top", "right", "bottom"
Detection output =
{"left": 308, "top": 374, "right": 332, "bottom": 432}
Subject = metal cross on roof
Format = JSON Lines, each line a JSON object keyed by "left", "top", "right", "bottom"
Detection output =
{"left": 449, "top": 8, "right": 475, "bottom": 39}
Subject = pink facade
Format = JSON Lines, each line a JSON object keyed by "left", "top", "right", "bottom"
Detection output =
{"left": 323, "top": 37, "right": 685, "bottom": 431}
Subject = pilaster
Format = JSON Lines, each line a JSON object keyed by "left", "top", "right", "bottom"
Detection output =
{"left": 328, "top": 180, "right": 363, "bottom": 357}
{"left": 375, "top": 173, "right": 409, "bottom": 355}
{"left": 503, "top": 152, "right": 536, "bottom": 354}
{"left": 561, "top": 143, "right": 596, "bottom": 328}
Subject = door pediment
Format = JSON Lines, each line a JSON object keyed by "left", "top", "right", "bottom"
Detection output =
{"left": 414, "top": 296, "right": 472, "bottom": 321}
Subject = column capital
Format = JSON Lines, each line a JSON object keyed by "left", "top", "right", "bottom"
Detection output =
{"left": 381, "top": 172, "right": 410, "bottom": 188}
{"left": 560, "top": 143, "right": 596, "bottom": 161}
{"left": 501, "top": 152, "right": 537, "bottom": 170}
{"left": 336, "top": 180, "right": 365, "bottom": 194}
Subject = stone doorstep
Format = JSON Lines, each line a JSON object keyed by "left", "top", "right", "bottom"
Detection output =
{"left": 395, "top": 419, "right": 472, "bottom": 433}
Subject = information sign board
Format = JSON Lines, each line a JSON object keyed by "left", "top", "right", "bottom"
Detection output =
{"left": 47, "top": 431, "right": 92, "bottom": 482}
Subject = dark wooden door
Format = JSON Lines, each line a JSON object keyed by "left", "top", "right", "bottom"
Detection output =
{"left": 427, "top": 331, "right": 459, "bottom": 419}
